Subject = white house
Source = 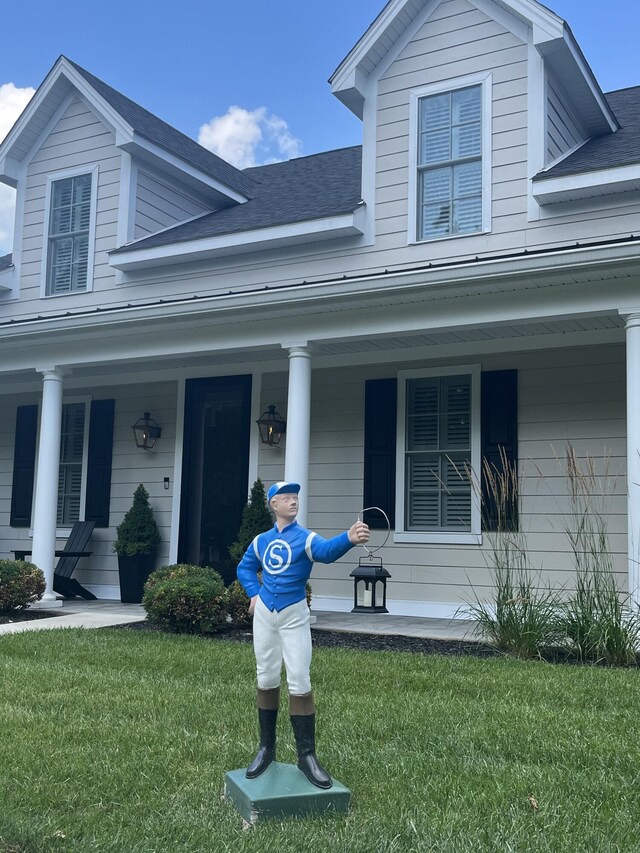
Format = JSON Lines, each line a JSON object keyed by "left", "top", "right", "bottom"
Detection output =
{"left": 1, "top": 0, "right": 639, "bottom": 616}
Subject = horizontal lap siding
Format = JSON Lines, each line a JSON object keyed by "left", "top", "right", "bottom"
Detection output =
{"left": 376, "top": 0, "right": 529, "bottom": 254}
{"left": 134, "top": 170, "right": 210, "bottom": 239}
{"left": 18, "top": 96, "right": 119, "bottom": 309}
{"left": 274, "top": 345, "right": 628, "bottom": 606}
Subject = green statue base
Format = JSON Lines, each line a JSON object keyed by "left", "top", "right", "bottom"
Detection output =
{"left": 224, "top": 762, "right": 351, "bottom": 824}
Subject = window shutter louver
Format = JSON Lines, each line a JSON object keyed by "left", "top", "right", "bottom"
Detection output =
{"left": 481, "top": 370, "right": 518, "bottom": 532}
{"left": 10, "top": 405, "right": 38, "bottom": 527}
{"left": 84, "top": 399, "right": 115, "bottom": 528}
{"left": 363, "top": 378, "right": 397, "bottom": 529}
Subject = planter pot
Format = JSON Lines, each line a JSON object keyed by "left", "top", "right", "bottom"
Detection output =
{"left": 118, "top": 553, "right": 156, "bottom": 604}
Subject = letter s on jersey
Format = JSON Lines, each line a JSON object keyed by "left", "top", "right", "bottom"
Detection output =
{"left": 262, "top": 539, "right": 293, "bottom": 575}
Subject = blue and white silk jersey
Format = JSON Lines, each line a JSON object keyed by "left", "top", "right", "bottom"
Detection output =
{"left": 236, "top": 521, "right": 354, "bottom": 612}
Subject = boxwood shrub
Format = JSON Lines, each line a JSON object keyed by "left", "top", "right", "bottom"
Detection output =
{"left": 142, "top": 564, "right": 227, "bottom": 634}
{"left": 0, "top": 560, "right": 46, "bottom": 611}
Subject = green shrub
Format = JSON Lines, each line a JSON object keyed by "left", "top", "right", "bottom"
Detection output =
{"left": 113, "top": 484, "right": 161, "bottom": 556}
{"left": 142, "top": 564, "right": 227, "bottom": 635}
{"left": 228, "top": 478, "right": 273, "bottom": 563}
{"left": 0, "top": 560, "right": 46, "bottom": 611}
{"left": 226, "top": 579, "right": 253, "bottom": 627}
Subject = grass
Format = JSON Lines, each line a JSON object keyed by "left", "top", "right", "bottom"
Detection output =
{"left": 1, "top": 630, "right": 640, "bottom": 852}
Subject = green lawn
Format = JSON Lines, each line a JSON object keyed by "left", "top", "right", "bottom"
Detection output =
{"left": 0, "top": 629, "right": 639, "bottom": 853}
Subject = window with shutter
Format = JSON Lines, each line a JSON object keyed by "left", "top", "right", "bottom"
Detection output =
{"left": 57, "top": 402, "right": 87, "bottom": 525}
{"left": 397, "top": 366, "right": 481, "bottom": 544}
{"left": 409, "top": 74, "right": 491, "bottom": 244}
{"left": 45, "top": 170, "right": 96, "bottom": 296}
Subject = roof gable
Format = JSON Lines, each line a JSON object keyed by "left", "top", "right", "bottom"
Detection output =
{"left": 330, "top": 0, "right": 617, "bottom": 136}
{"left": 0, "top": 56, "right": 256, "bottom": 203}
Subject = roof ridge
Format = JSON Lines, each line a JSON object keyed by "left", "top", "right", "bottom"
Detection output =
{"left": 63, "top": 57, "right": 257, "bottom": 198}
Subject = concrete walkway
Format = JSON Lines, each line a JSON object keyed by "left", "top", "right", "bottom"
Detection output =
{"left": 0, "top": 600, "right": 481, "bottom": 642}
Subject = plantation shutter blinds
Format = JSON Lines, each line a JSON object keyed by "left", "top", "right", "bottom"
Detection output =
{"left": 405, "top": 376, "right": 472, "bottom": 531}
{"left": 57, "top": 403, "right": 86, "bottom": 525}
{"left": 47, "top": 173, "right": 91, "bottom": 295}
{"left": 418, "top": 86, "right": 483, "bottom": 239}
{"left": 364, "top": 371, "right": 518, "bottom": 533}
{"left": 85, "top": 399, "right": 115, "bottom": 528}
{"left": 363, "top": 378, "right": 397, "bottom": 528}
{"left": 481, "top": 370, "right": 518, "bottom": 532}
{"left": 10, "top": 405, "right": 38, "bottom": 527}
{"left": 9, "top": 399, "right": 115, "bottom": 529}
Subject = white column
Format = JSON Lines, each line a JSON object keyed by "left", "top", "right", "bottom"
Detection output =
{"left": 284, "top": 345, "right": 312, "bottom": 526}
{"left": 31, "top": 368, "right": 66, "bottom": 601}
{"left": 625, "top": 314, "right": 640, "bottom": 607}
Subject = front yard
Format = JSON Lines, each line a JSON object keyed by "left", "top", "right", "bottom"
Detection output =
{"left": 0, "top": 628, "right": 638, "bottom": 852}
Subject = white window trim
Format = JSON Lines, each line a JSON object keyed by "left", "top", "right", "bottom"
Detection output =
{"left": 40, "top": 165, "right": 99, "bottom": 298}
{"left": 408, "top": 73, "right": 492, "bottom": 245}
{"left": 395, "top": 364, "right": 481, "bottom": 545}
{"left": 30, "top": 396, "right": 92, "bottom": 537}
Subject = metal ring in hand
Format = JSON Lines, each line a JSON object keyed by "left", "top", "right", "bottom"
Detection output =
{"left": 357, "top": 506, "right": 390, "bottom": 559}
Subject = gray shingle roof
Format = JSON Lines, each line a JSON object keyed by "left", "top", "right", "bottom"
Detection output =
{"left": 0, "top": 253, "right": 13, "bottom": 271}
{"left": 66, "top": 59, "right": 257, "bottom": 199}
{"left": 535, "top": 86, "right": 640, "bottom": 180}
{"left": 111, "top": 146, "right": 363, "bottom": 254}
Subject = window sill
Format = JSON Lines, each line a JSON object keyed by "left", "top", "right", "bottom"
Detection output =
{"left": 407, "top": 227, "right": 490, "bottom": 247}
{"left": 393, "top": 531, "right": 482, "bottom": 546}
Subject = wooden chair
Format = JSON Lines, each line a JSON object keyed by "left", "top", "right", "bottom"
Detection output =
{"left": 13, "top": 520, "right": 97, "bottom": 600}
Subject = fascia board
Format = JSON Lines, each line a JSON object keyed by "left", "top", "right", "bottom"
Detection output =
{"left": 120, "top": 135, "right": 249, "bottom": 204}
{"left": 0, "top": 267, "right": 13, "bottom": 292}
{"left": 532, "top": 163, "right": 640, "bottom": 203}
{"left": 109, "top": 209, "right": 366, "bottom": 271}
{"left": 0, "top": 156, "right": 20, "bottom": 187}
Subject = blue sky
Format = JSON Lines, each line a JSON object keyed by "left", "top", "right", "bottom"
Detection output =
{"left": 0, "top": 0, "right": 638, "bottom": 253}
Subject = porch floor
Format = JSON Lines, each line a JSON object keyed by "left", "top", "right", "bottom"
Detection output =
{"left": 0, "top": 599, "right": 481, "bottom": 642}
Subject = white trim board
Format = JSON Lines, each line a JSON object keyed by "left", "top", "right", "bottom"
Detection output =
{"left": 311, "top": 595, "right": 471, "bottom": 621}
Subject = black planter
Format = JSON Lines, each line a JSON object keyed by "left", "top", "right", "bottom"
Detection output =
{"left": 118, "top": 553, "right": 156, "bottom": 603}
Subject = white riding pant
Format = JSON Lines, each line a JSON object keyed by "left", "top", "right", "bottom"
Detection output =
{"left": 252, "top": 596, "right": 312, "bottom": 695}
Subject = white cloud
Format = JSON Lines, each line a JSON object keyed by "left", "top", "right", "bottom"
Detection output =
{"left": 0, "top": 83, "right": 36, "bottom": 256}
{"left": 198, "top": 105, "right": 302, "bottom": 169}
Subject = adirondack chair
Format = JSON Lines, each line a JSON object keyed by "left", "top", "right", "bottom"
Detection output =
{"left": 13, "top": 520, "right": 97, "bottom": 600}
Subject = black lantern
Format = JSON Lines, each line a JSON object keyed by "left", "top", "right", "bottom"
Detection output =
{"left": 350, "top": 556, "right": 391, "bottom": 613}
{"left": 132, "top": 412, "right": 162, "bottom": 451}
{"left": 256, "top": 405, "right": 286, "bottom": 446}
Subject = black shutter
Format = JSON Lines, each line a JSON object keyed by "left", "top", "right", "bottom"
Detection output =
{"left": 10, "top": 405, "right": 38, "bottom": 527}
{"left": 363, "top": 378, "right": 397, "bottom": 529}
{"left": 85, "top": 399, "right": 115, "bottom": 528}
{"left": 481, "top": 370, "right": 518, "bottom": 532}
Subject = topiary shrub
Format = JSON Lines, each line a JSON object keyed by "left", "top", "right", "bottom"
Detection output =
{"left": 229, "top": 479, "right": 273, "bottom": 563}
{"left": 0, "top": 560, "right": 46, "bottom": 611}
{"left": 113, "top": 484, "right": 161, "bottom": 556}
{"left": 142, "top": 564, "right": 227, "bottom": 634}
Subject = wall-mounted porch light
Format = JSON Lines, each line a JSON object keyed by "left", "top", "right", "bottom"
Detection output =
{"left": 132, "top": 411, "right": 162, "bottom": 451}
{"left": 256, "top": 405, "right": 286, "bottom": 446}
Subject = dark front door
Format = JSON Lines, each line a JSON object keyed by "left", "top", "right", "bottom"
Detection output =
{"left": 178, "top": 375, "right": 252, "bottom": 584}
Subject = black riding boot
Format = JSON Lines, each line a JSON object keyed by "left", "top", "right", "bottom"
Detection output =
{"left": 289, "top": 692, "right": 332, "bottom": 789}
{"left": 246, "top": 687, "right": 279, "bottom": 779}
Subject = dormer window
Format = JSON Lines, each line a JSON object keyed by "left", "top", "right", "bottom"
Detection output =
{"left": 409, "top": 73, "right": 492, "bottom": 244}
{"left": 43, "top": 167, "right": 98, "bottom": 296}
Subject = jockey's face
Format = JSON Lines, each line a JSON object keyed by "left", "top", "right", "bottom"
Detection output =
{"left": 271, "top": 492, "right": 299, "bottom": 522}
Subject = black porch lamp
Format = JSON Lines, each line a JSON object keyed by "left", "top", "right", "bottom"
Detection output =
{"left": 256, "top": 405, "right": 286, "bottom": 446}
{"left": 132, "top": 412, "right": 162, "bottom": 451}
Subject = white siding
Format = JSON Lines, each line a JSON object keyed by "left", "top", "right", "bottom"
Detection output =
{"left": 546, "top": 74, "right": 586, "bottom": 164}
{"left": 19, "top": 96, "right": 120, "bottom": 310}
{"left": 134, "top": 169, "right": 210, "bottom": 239}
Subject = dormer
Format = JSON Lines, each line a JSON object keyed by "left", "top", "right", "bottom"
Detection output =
{"left": 329, "top": 0, "right": 623, "bottom": 243}
{"left": 0, "top": 56, "right": 256, "bottom": 299}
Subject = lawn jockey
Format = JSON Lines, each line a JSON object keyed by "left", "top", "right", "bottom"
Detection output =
{"left": 236, "top": 481, "right": 370, "bottom": 789}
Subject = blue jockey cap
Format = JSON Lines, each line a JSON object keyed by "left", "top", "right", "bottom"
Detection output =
{"left": 267, "top": 481, "right": 301, "bottom": 502}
